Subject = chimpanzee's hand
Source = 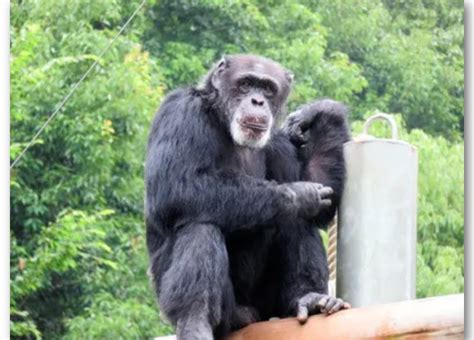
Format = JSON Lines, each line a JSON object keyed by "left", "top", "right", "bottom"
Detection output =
{"left": 282, "top": 99, "right": 347, "bottom": 147}
{"left": 294, "top": 292, "right": 351, "bottom": 323}
{"left": 279, "top": 182, "right": 333, "bottom": 220}
{"left": 282, "top": 108, "right": 313, "bottom": 147}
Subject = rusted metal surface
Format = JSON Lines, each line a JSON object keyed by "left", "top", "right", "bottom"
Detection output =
{"left": 226, "top": 294, "right": 464, "bottom": 340}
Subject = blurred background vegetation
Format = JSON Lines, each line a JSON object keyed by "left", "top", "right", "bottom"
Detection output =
{"left": 10, "top": 0, "right": 464, "bottom": 338}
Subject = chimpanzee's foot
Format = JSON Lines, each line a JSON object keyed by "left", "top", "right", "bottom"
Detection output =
{"left": 295, "top": 292, "right": 351, "bottom": 323}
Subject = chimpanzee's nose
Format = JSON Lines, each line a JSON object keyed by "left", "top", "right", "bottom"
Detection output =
{"left": 251, "top": 96, "right": 265, "bottom": 107}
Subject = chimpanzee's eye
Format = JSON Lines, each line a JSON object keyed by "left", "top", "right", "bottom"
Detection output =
{"left": 239, "top": 80, "right": 251, "bottom": 94}
{"left": 263, "top": 84, "right": 275, "bottom": 98}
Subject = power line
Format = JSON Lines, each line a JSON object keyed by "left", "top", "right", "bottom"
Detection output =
{"left": 10, "top": 0, "right": 147, "bottom": 170}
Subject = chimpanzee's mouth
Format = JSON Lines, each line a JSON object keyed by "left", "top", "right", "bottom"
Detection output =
{"left": 239, "top": 122, "right": 269, "bottom": 132}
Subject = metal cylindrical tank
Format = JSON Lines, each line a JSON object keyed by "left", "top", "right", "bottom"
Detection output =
{"left": 337, "top": 113, "right": 418, "bottom": 308}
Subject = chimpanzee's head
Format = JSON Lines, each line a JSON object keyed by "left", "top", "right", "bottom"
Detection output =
{"left": 202, "top": 55, "right": 293, "bottom": 149}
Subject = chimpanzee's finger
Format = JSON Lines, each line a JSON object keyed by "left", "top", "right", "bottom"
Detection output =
{"left": 321, "top": 297, "right": 338, "bottom": 314}
{"left": 297, "top": 305, "right": 309, "bottom": 324}
{"left": 318, "top": 186, "right": 333, "bottom": 198}
{"left": 288, "top": 127, "right": 306, "bottom": 145}
{"left": 328, "top": 298, "right": 346, "bottom": 314}
{"left": 320, "top": 199, "right": 332, "bottom": 209}
{"left": 316, "top": 296, "right": 328, "bottom": 308}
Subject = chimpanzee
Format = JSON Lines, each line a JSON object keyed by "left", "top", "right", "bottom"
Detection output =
{"left": 145, "top": 54, "right": 351, "bottom": 339}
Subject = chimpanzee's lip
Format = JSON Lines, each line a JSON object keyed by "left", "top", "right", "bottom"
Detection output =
{"left": 239, "top": 122, "right": 269, "bottom": 131}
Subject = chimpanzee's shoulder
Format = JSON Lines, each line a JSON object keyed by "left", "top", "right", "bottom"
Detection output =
{"left": 154, "top": 87, "right": 204, "bottom": 120}
{"left": 161, "top": 87, "right": 199, "bottom": 105}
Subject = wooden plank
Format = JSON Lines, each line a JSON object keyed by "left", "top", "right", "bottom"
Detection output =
{"left": 226, "top": 294, "right": 464, "bottom": 340}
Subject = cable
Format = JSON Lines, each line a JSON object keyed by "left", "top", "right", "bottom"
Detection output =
{"left": 10, "top": 0, "right": 146, "bottom": 169}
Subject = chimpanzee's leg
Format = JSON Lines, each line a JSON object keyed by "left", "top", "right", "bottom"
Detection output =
{"left": 151, "top": 223, "right": 235, "bottom": 339}
{"left": 269, "top": 221, "right": 350, "bottom": 321}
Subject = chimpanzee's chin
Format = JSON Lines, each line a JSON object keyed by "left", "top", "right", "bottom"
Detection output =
{"left": 232, "top": 129, "right": 270, "bottom": 149}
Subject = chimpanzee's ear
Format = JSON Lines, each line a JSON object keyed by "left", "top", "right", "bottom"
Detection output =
{"left": 285, "top": 70, "right": 294, "bottom": 85}
{"left": 211, "top": 56, "right": 229, "bottom": 90}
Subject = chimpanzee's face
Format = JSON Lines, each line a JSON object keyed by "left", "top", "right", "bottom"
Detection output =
{"left": 211, "top": 55, "right": 293, "bottom": 149}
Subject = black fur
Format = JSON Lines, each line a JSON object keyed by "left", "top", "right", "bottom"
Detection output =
{"left": 145, "top": 56, "right": 350, "bottom": 339}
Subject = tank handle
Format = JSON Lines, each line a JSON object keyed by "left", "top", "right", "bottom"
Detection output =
{"left": 362, "top": 113, "right": 398, "bottom": 140}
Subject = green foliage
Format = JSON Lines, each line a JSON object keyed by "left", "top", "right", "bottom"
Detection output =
{"left": 10, "top": 0, "right": 463, "bottom": 338}
{"left": 10, "top": 210, "right": 114, "bottom": 337}
{"left": 10, "top": 0, "right": 168, "bottom": 338}
{"left": 63, "top": 215, "right": 173, "bottom": 339}
{"left": 65, "top": 293, "right": 171, "bottom": 339}
{"left": 313, "top": 0, "right": 464, "bottom": 137}
{"left": 11, "top": 210, "right": 114, "bottom": 300}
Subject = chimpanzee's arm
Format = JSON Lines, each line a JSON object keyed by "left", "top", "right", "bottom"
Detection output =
{"left": 265, "top": 129, "right": 302, "bottom": 183}
{"left": 145, "top": 89, "right": 325, "bottom": 234}
{"left": 282, "top": 99, "right": 351, "bottom": 227}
